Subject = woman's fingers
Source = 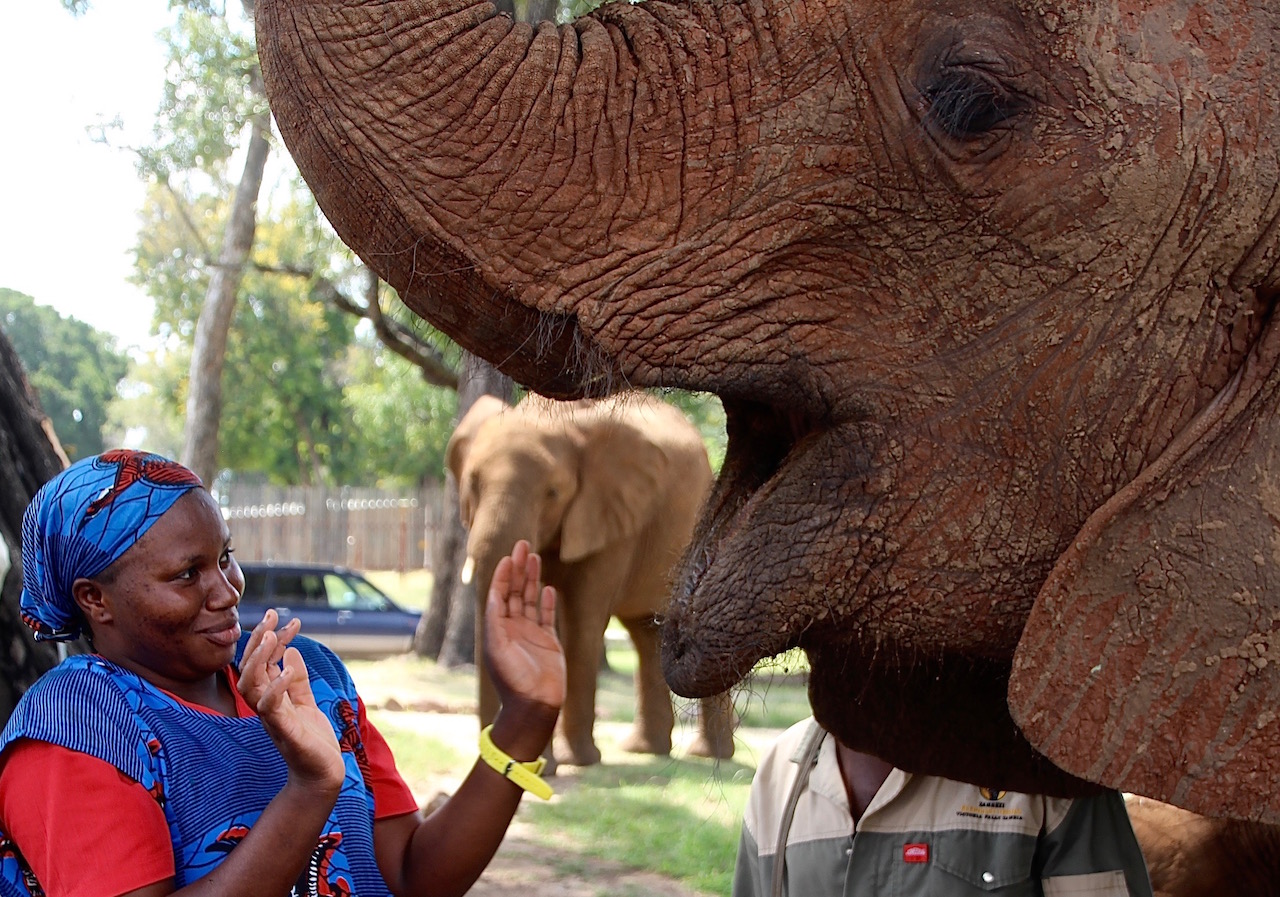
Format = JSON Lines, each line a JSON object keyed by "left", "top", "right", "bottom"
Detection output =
{"left": 254, "top": 655, "right": 294, "bottom": 716}
{"left": 520, "top": 551, "right": 542, "bottom": 618}
{"left": 238, "top": 610, "right": 302, "bottom": 680}
{"left": 238, "top": 607, "right": 277, "bottom": 673}
{"left": 489, "top": 540, "right": 545, "bottom": 621}
{"left": 270, "top": 617, "right": 301, "bottom": 665}
{"left": 238, "top": 626, "right": 279, "bottom": 694}
{"left": 539, "top": 584, "right": 557, "bottom": 630}
{"left": 281, "top": 646, "right": 318, "bottom": 707}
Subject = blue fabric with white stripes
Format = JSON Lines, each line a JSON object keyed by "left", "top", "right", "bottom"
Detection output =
{"left": 0, "top": 635, "right": 391, "bottom": 897}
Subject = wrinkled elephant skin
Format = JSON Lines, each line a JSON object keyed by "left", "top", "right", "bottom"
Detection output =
{"left": 258, "top": 0, "right": 1280, "bottom": 820}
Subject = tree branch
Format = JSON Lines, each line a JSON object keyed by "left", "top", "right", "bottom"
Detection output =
{"left": 253, "top": 260, "right": 459, "bottom": 390}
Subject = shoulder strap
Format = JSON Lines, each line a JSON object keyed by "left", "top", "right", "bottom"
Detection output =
{"left": 770, "top": 720, "right": 827, "bottom": 897}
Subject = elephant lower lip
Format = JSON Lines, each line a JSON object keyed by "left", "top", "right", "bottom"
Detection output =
{"left": 679, "top": 398, "right": 821, "bottom": 595}
{"left": 662, "top": 397, "right": 836, "bottom": 696}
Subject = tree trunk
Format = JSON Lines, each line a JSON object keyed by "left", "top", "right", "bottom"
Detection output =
{"left": 435, "top": 352, "right": 513, "bottom": 668}
{"left": 0, "top": 328, "right": 73, "bottom": 726}
{"left": 526, "top": 0, "right": 556, "bottom": 24}
{"left": 491, "top": 0, "right": 556, "bottom": 22}
{"left": 415, "top": 468, "right": 462, "bottom": 658}
{"left": 181, "top": 103, "right": 272, "bottom": 486}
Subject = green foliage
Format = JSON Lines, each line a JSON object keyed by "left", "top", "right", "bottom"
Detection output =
{"left": 133, "top": 174, "right": 460, "bottom": 485}
{"left": 655, "top": 389, "right": 727, "bottom": 472}
{"left": 559, "top": 0, "right": 613, "bottom": 22}
{"left": 218, "top": 207, "right": 360, "bottom": 483}
{"left": 143, "top": 7, "right": 261, "bottom": 180}
{"left": 138, "top": 184, "right": 358, "bottom": 484}
{"left": 0, "top": 289, "right": 128, "bottom": 460}
{"left": 344, "top": 342, "right": 460, "bottom": 486}
{"left": 123, "top": 0, "right": 466, "bottom": 488}
{"left": 105, "top": 350, "right": 188, "bottom": 459}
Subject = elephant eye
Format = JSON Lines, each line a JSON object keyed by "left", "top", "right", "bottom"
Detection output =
{"left": 924, "top": 70, "right": 1026, "bottom": 139}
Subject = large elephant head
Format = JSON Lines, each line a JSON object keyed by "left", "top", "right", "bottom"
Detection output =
{"left": 257, "top": 0, "right": 1280, "bottom": 820}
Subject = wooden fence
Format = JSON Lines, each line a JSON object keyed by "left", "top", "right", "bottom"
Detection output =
{"left": 218, "top": 482, "right": 446, "bottom": 572}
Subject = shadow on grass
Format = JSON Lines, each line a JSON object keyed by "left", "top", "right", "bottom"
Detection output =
{"left": 524, "top": 749, "right": 758, "bottom": 896}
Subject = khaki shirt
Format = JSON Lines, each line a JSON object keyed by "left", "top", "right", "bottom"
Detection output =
{"left": 733, "top": 719, "right": 1154, "bottom": 897}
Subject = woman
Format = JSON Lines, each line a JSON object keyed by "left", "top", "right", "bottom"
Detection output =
{"left": 0, "top": 449, "right": 566, "bottom": 897}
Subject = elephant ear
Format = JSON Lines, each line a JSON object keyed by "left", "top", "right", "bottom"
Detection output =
{"left": 445, "top": 395, "right": 510, "bottom": 483}
{"left": 446, "top": 395, "right": 510, "bottom": 528}
{"left": 560, "top": 408, "right": 669, "bottom": 563}
{"left": 1008, "top": 343, "right": 1280, "bottom": 823}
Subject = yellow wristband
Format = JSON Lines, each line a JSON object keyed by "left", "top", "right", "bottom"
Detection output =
{"left": 479, "top": 725, "right": 553, "bottom": 800}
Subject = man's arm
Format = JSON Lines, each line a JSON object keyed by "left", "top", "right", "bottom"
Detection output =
{"left": 1035, "top": 791, "right": 1155, "bottom": 897}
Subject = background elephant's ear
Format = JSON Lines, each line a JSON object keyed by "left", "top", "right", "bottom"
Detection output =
{"left": 560, "top": 415, "right": 668, "bottom": 563}
{"left": 445, "top": 395, "right": 510, "bottom": 482}
{"left": 1009, "top": 346, "right": 1280, "bottom": 823}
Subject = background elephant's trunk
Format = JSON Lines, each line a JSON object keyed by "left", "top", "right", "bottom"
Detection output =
{"left": 466, "top": 504, "right": 542, "bottom": 723}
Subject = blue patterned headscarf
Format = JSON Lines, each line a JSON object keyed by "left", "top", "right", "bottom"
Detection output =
{"left": 20, "top": 449, "right": 204, "bottom": 641}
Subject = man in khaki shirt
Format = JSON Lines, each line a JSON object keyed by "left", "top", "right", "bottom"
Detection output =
{"left": 734, "top": 718, "right": 1154, "bottom": 897}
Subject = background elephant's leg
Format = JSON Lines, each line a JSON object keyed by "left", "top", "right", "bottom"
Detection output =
{"left": 619, "top": 615, "right": 675, "bottom": 756}
{"left": 554, "top": 582, "right": 610, "bottom": 766}
{"left": 689, "top": 691, "right": 735, "bottom": 759}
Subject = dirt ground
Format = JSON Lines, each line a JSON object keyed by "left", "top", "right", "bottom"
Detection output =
{"left": 469, "top": 819, "right": 714, "bottom": 897}
{"left": 373, "top": 706, "right": 721, "bottom": 897}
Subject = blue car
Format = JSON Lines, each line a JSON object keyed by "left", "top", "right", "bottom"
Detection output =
{"left": 236, "top": 562, "right": 422, "bottom": 659}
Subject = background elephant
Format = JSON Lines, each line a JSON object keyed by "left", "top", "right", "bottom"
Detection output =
{"left": 259, "top": 0, "right": 1280, "bottom": 823}
{"left": 1124, "top": 797, "right": 1280, "bottom": 897}
{"left": 446, "top": 392, "right": 733, "bottom": 766}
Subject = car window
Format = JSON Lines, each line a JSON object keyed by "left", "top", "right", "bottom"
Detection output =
{"left": 325, "top": 574, "right": 391, "bottom": 612}
{"left": 272, "top": 573, "right": 329, "bottom": 608}
{"left": 241, "top": 570, "right": 269, "bottom": 602}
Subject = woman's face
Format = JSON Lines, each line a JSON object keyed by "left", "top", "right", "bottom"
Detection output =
{"left": 79, "top": 488, "right": 245, "bottom": 697}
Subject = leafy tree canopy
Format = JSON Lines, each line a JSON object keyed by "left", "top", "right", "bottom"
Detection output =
{"left": 0, "top": 289, "right": 128, "bottom": 460}
{"left": 100, "top": 0, "right": 721, "bottom": 489}
{"left": 139, "top": 183, "right": 357, "bottom": 485}
{"left": 345, "top": 339, "right": 460, "bottom": 487}
{"left": 655, "top": 390, "right": 727, "bottom": 472}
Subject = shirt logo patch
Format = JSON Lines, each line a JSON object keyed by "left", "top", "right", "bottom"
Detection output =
{"left": 903, "top": 843, "right": 929, "bottom": 863}
{"left": 959, "top": 787, "right": 1026, "bottom": 822}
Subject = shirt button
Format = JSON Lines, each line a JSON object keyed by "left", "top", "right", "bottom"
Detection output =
{"left": 982, "top": 872, "right": 995, "bottom": 883}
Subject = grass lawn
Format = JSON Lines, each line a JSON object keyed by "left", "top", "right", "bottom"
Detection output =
{"left": 347, "top": 639, "right": 812, "bottom": 897}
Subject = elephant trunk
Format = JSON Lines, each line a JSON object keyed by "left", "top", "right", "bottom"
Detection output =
{"left": 256, "top": 0, "right": 806, "bottom": 397}
{"left": 465, "top": 497, "right": 542, "bottom": 596}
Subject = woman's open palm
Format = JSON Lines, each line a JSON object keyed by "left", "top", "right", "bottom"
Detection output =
{"left": 485, "top": 541, "right": 566, "bottom": 712}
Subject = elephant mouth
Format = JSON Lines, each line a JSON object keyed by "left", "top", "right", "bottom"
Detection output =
{"left": 662, "top": 396, "right": 836, "bottom": 697}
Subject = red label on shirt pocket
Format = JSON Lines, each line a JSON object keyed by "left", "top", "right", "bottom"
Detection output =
{"left": 903, "top": 843, "right": 929, "bottom": 863}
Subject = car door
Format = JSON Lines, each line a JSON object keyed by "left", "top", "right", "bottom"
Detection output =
{"left": 320, "top": 572, "right": 419, "bottom": 657}
{"left": 260, "top": 570, "right": 337, "bottom": 643}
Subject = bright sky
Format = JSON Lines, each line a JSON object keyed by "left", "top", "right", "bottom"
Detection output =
{"left": 1, "top": 2, "right": 175, "bottom": 353}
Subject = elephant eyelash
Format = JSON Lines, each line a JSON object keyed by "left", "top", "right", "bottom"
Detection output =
{"left": 923, "top": 71, "right": 1027, "bottom": 139}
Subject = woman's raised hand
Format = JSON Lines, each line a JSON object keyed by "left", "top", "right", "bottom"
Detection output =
{"left": 484, "top": 541, "right": 566, "bottom": 715}
{"left": 238, "top": 610, "right": 345, "bottom": 791}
